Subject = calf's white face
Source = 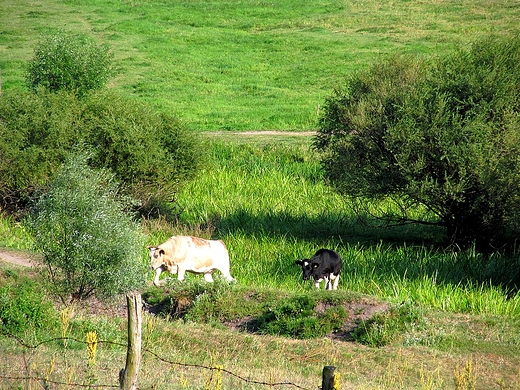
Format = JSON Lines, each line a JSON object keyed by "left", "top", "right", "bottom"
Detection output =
{"left": 148, "top": 246, "right": 162, "bottom": 270}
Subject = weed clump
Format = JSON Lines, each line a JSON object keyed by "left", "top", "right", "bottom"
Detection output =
{"left": 256, "top": 295, "right": 348, "bottom": 339}
{"left": 352, "top": 301, "right": 424, "bottom": 347}
{"left": 0, "top": 268, "right": 58, "bottom": 336}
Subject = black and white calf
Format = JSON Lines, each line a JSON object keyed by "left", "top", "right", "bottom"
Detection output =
{"left": 295, "top": 249, "right": 343, "bottom": 290}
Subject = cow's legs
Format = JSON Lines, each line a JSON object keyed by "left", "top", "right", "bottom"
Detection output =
{"left": 332, "top": 274, "right": 340, "bottom": 290}
{"left": 153, "top": 268, "right": 163, "bottom": 286}
{"left": 177, "top": 268, "right": 186, "bottom": 281}
{"left": 324, "top": 275, "right": 332, "bottom": 290}
{"left": 203, "top": 273, "right": 214, "bottom": 282}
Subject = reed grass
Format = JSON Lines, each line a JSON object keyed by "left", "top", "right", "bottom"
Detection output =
{"left": 168, "top": 138, "right": 520, "bottom": 317}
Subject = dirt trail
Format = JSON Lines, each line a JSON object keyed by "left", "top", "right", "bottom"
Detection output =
{"left": 0, "top": 249, "right": 36, "bottom": 267}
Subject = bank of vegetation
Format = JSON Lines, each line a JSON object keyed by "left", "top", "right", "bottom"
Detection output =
{"left": 1, "top": 0, "right": 520, "bottom": 388}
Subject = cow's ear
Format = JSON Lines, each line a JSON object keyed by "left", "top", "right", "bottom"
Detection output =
{"left": 295, "top": 260, "right": 303, "bottom": 266}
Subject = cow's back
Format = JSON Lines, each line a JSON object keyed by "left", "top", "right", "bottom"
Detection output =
{"left": 312, "top": 249, "right": 342, "bottom": 276}
{"left": 160, "top": 236, "right": 229, "bottom": 271}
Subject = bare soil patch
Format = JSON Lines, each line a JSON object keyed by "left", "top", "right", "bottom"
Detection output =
{"left": 0, "top": 249, "right": 38, "bottom": 267}
{"left": 205, "top": 130, "right": 316, "bottom": 136}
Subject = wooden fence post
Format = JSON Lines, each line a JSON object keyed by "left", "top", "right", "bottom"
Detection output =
{"left": 322, "top": 365, "right": 339, "bottom": 390}
{"left": 119, "top": 292, "right": 142, "bottom": 390}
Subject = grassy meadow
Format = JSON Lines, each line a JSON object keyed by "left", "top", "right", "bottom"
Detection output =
{"left": 1, "top": 137, "right": 520, "bottom": 389}
{"left": 2, "top": 0, "right": 520, "bottom": 389}
{"left": 1, "top": 0, "right": 520, "bottom": 130}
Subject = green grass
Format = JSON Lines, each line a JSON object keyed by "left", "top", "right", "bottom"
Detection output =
{"left": 0, "top": 216, "right": 32, "bottom": 250}
{"left": 2, "top": 137, "right": 520, "bottom": 388}
{"left": 1, "top": 0, "right": 519, "bottom": 130}
{"left": 169, "top": 138, "right": 520, "bottom": 317}
{"left": 2, "top": 0, "right": 520, "bottom": 387}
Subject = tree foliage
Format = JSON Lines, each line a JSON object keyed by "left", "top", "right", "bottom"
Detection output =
{"left": 0, "top": 89, "right": 202, "bottom": 214}
{"left": 316, "top": 35, "right": 520, "bottom": 251}
{"left": 25, "top": 31, "right": 113, "bottom": 97}
{"left": 0, "top": 89, "right": 83, "bottom": 213}
{"left": 27, "top": 152, "right": 147, "bottom": 303}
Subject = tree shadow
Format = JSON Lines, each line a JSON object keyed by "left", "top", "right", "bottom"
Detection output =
{"left": 217, "top": 208, "right": 445, "bottom": 247}
{"left": 216, "top": 208, "right": 520, "bottom": 293}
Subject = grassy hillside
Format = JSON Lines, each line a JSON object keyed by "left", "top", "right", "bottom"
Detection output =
{"left": 1, "top": 0, "right": 520, "bottom": 388}
{"left": 1, "top": 0, "right": 519, "bottom": 130}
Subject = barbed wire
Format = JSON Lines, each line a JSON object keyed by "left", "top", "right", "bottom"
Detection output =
{"left": 0, "top": 332, "right": 313, "bottom": 390}
{"left": 0, "top": 375, "right": 118, "bottom": 388}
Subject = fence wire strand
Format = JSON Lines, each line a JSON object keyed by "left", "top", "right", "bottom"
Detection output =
{"left": 0, "top": 332, "right": 313, "bottom": 390}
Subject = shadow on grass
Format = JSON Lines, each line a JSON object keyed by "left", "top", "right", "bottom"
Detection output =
{"left": 216, "top": 208, "right": 520, "bottom": 293}
{"left": 217, "top": 208, "right": 445, "bottom": 246}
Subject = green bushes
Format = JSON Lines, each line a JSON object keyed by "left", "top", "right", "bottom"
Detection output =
{"left": 81, "top": 90, "right": 201, "bottom": 209}
{"left": 316, "top": 35, "right": 520, "bottom": 251}
{"left": 143, "top": 283, "right": 354, "bottom": 340}
{"left": 25, "top": 31, "right": 113, "bottom": 97}
{"left": 27, "top": 153, "right": 147, "bottom": 303}
{"left": 0, "top": 89, "right": 83, "bottom": 212}
{"left": 256, "top": 295, "right": 348, "bottom": 339}
{"left": 0, "top": 31, "right": 202, "bottom": 214}
{"left": 0, "top": 88, "right": 201, "bottom": 213}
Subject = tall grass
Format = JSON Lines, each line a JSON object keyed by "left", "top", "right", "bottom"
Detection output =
{"left": 170, "top": 138, "right": 520, "bottom": 316}
{"left": 0, "top": 216, "right": 32, "bottom": 250}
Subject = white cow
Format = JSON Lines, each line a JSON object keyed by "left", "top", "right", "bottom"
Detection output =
{"left": 147, "top": 236, "right": 235, "bottom": 286}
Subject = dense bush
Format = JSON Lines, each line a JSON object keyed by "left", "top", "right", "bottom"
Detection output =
{"left": 25, "top": 31, "right": 113, "bottom": 97}
{"left": 256, "top": 295, "right": 347, "bottom": 339}
{"left": 81, "top": 90, "right": 201, "bottom": 210}
{"left": 0, "top": 89, "right": 83, "bottom": 213}
{"left": 27, "top": 152, "right": 147, "bottom": 303}
{"left": 0, "top": 89, "right": 202, "bottom": 213}
{"left": 316, "top": 35, "right": 520, "bottom": 251}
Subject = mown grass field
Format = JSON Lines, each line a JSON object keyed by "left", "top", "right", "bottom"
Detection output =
{"left": 1, "top": 0, "right": 520, "bottom": 388}
{"left": 1, "top": 0, "right": 519, "bottom": 130}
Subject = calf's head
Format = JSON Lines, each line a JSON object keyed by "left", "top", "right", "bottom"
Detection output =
{"left": 295, "top": 259, "right": 319, "bottom": 281}
{"left": 147, "top": 246, "right": 165, "bottom": 270}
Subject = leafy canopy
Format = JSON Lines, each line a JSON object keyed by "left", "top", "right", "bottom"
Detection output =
{"left": 316, "top": 35, "right": 520, "bottom": 251}
{"left": 0, "top": 88, "right": 202, "bottom": 213}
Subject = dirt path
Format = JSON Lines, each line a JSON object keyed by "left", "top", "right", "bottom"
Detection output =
{"left": 0, "top": 249, "right": 36, "bottom": 267}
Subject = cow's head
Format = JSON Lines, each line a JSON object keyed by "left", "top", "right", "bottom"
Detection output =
{"left": 147, "top": 246, "right": 165, "bottom": 270}
{"left": 295, "top": 259, "right": 319, "bottom": 281}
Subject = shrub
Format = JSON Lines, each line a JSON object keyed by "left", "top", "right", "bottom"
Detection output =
{"left": 0, "top": 89, "right": 203, "bottom": 214}
{"left": 81, "top": 90, "right": 202, "bottom": 210}
{"left": 0, "top": 89, "right": 83, "bottom": 213}
{"left": 257, "top": 295, "right": 348, "bottom": 339}
{"left": 25, "top": 31, "right": 113, "bottom": 97}
{"left": 352, "top": 302, "right": 422, "bottom": 347}
{"left": 27, "top": 152, "right": 147, "bottom": 303}
{"left": 316, "top": 35, "right": 520, "bottom": 251}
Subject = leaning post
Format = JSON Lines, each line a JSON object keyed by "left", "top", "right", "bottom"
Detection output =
{"left": 119, "top": 292, "right": 142, "bottom": 390}
{"left": 322, "top": 365, "right": 340, "bottom": 390}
